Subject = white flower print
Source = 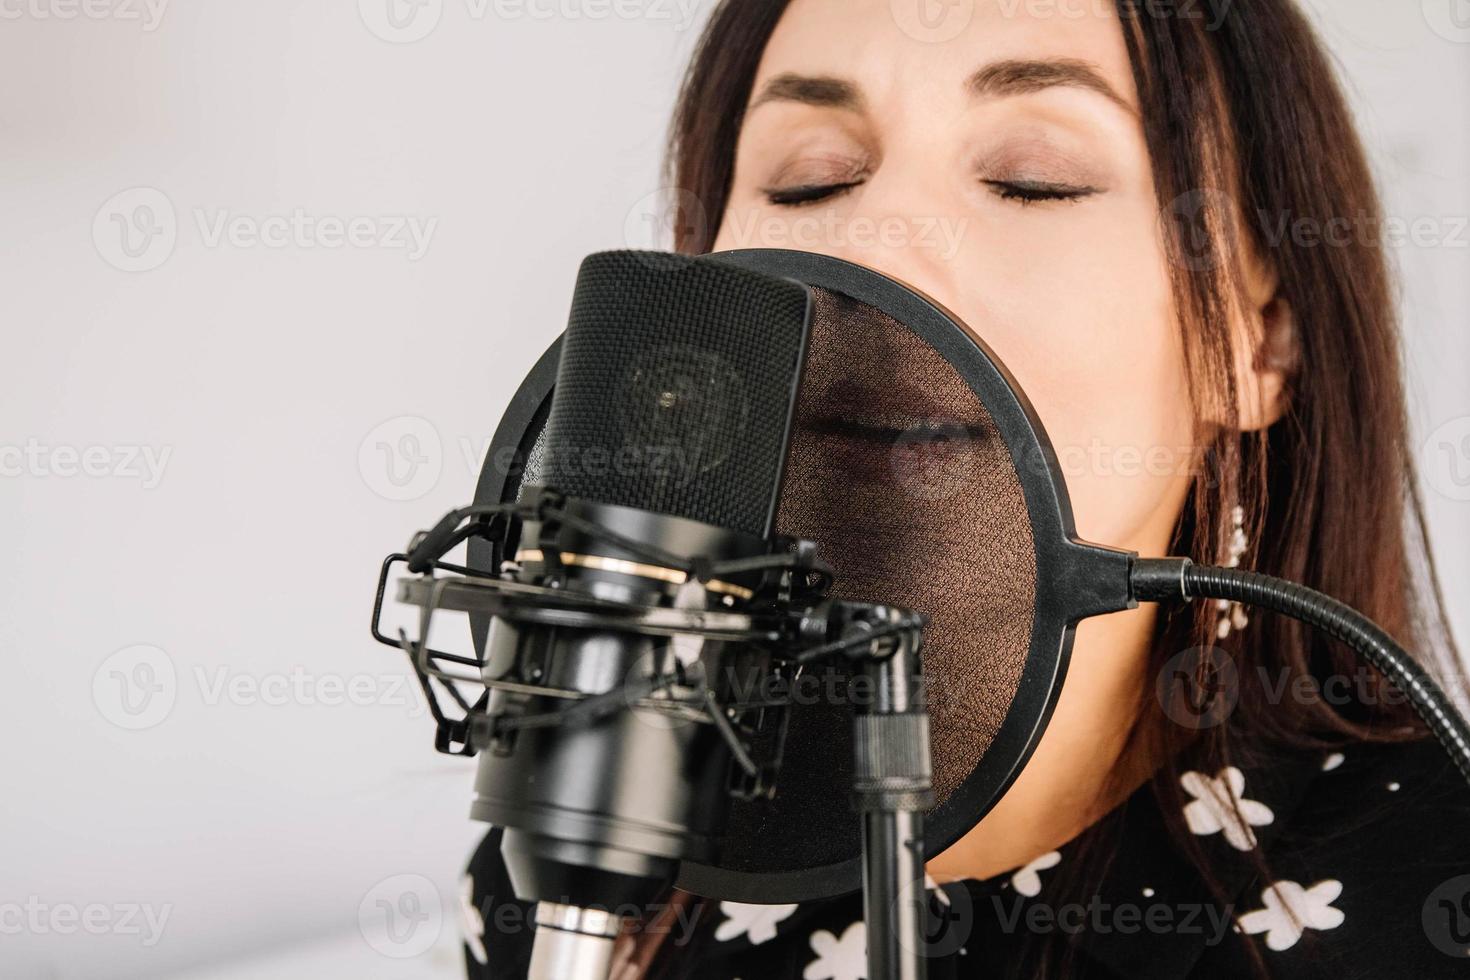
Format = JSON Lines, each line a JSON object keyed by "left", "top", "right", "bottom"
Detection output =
{"left": 1181, "top": 766, "right": 1274, "bottom": 851}
{"left": 458, "top": 874, "right": 487, "bottom": 965}
{"left": 924, "top": 873, "right": 952, "bottom": 907}
{"left": 715, "top": 901, "right": 799, "bottom": 945}
{"left": 1011, "top": 850, "right": 1062, "bottom": 897}
{"left": 1322, "top": 752, "right": 1345, "bottom": 771}
{"left": 804, "top": 920, "right": 867, "bottom": 980}
{"left": 1237, "top": 879, "right": 1345, "bottom": 951}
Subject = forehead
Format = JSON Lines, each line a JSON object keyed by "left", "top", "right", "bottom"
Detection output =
{"left": 754, "top": 0, "right": 1140, "bottom": 112}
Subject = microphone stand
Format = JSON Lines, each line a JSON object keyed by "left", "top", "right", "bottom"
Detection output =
{"left": 826, "top": 604, "right": 934, "bottom": 980}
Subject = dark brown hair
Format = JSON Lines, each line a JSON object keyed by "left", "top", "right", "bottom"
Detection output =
{"left": 652, "top": 0, "right": 1464, "bottom": 976}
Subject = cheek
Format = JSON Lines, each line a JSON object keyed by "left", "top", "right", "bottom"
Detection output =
{"left": 953, "top": 205, "right": 1195, "bottom": 551}
{"left": 711, "top": 201, "right": 817, "bottom": 252}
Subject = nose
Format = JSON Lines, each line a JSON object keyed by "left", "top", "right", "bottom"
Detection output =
{"left": 802, "top": 161, "right": 966, "bottom": 307}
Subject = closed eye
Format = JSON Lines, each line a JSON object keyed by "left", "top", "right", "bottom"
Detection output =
{"left": 762, "top": 179, "right": 864, "bottom": 207}
{"left": 984, "top": 179, "right": 1098, "bottom": 205}
{"left": 762, "top": 178, "right": 1097, "bottom": 208}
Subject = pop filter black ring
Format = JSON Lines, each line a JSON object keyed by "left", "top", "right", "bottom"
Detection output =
{"left": 467, "top": 249, "right": 1135, "bottom": 903}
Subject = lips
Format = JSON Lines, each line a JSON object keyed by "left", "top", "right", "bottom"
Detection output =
{"left": 795, "top": 375, "right": 988, "bottom": 484}
{"left": 806, "top": 375, "right": 966, "bottom": 432}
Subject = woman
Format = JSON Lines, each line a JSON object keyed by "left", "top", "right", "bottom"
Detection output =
{"left": 464, "top": 0, "right": 1470, "bottom": 976}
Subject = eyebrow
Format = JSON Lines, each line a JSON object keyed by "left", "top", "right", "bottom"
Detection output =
{"left": 749, "top": 72, "right": 864, "bottom": 113}
{"left": 967, "top": 58, "right": 1133, "bottom": 113}
{"left": 747, "top": 59, "right": 1132, "bottom": 116}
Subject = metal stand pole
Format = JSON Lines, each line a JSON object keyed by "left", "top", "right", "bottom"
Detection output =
{"left": 849, "top": 608, "right": 933, "bottom": 980}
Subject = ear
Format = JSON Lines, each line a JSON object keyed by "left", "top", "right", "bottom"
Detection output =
{"left": 1232, "top": 249, "right": 1297, "bottom": 432}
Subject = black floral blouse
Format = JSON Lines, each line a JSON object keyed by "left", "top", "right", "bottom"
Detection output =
{"left": 461, "top": 736, "right": 1470, "bottom": 978}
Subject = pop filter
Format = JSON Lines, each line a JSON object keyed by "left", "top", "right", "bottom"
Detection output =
{"left": 463, "top": 248, "right": 1134, "bottom": 905}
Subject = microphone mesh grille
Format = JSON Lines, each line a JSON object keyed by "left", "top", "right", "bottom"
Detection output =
{"left": 537, "top": 251, "right": 810, "bottom": 536}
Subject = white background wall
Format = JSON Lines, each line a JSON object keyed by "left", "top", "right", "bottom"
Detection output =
{"left": 0, "top": 2, "right": 1464, "bottom": 977}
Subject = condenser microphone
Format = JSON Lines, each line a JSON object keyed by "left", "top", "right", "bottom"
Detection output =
{"left": 374, "top": 246, "right": 1470, "bottom": 980}
{"left": 465, "top": 250, "right": 813, "bottom": 978}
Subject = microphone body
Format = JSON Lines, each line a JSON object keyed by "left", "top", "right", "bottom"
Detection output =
{"left": 466, "top": 251, "right": 814, "bottom": 978}
{"left": 472, "top": 500, "right": 765, "bottom": 928}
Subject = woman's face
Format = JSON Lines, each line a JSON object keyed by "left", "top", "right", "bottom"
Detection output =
{"left": 711, "top": 0, "right": 1193, "bottom": 554}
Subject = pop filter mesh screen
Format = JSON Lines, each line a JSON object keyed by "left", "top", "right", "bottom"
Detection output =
{"left": 515, "top": 282, "right": 1038, "bottom": 876}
